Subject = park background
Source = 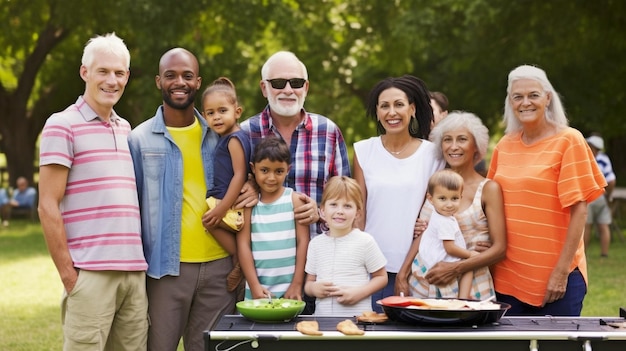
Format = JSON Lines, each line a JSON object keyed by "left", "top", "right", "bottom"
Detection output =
{"left": 1, "top": 0, "right": 625, "bottom": 188}
{"left": 1, "top": 0, "right": 625, "bottom": 349}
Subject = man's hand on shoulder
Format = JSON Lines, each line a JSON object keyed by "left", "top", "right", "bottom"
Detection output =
{"left": 234, "top": 179, "right": 258, "bottom": 208}
{"left": 294, "top": 192, "right": 319, "bottom": 225}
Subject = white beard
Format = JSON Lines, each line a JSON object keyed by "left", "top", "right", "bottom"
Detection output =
{"left": 267, "top": 92, "right": 306, "bottom": 117}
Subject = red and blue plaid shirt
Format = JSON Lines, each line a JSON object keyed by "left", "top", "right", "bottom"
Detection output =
{"left": 241, "top": 106, "right": 351, "bottom": 234}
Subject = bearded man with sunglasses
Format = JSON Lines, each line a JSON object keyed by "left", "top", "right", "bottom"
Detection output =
{"left": 241, "top": 51, "right": 350, "bottom": 313}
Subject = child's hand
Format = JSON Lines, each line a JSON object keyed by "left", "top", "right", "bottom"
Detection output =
{"left": 250, "top": 285, "right": 272, "bottom": 300}
{"left": 414, "top": 218, "right": 428, "bottom": 238}
{"left": 329, "top": 286, "right": 362, "bottom": 306}
{"left": 202, "top": 208, "right": 226, "bottom": 229}
{"left": 283, "top": 284, "right": 303, "bottom": 301}
{"left": 308, "top": 281, "right": 338, "bottom": 299}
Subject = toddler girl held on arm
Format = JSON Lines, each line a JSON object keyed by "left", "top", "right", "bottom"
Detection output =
{"left": 201, "top": 77, "right": 252, "bottom": 292}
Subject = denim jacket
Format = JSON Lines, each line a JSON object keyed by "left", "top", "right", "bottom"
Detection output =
{"left": 128, "top": 106, "right": 218, "bottom": 279}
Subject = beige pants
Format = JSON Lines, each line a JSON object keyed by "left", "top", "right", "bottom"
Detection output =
{"left": 61, "top": 270, "right": 148, "bottom": 351}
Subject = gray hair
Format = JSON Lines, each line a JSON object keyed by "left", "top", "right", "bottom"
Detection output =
{"left": 503, "top": 65, "right": 568, "bottom": 134}
{"left": 429, "top": 111, "right": 489, "bottom": 166}
{"left": 261, "top": 51, "right": 308, "bottom": 80}
{"left": 81, "top": 32, "right": 130, "bottom": 69}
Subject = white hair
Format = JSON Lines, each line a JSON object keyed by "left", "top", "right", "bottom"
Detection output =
{"left": 261, "top": 51, "right": 308, "bottom": 80}
{"left": 503, "top": 65, "right": 568, "bottom": 134}
{"left": 81, "top": 32, "right": 130, "bottom": 69}
{"left": 429, "top": 111, "right": 489, "bottom": 165}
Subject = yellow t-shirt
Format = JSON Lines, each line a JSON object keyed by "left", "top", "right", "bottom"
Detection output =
{"left": 167, "top": 119, "right": 228, "bottom": 262}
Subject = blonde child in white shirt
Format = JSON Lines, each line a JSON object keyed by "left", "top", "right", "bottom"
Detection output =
{"left": 304, "top": 176, "right": 387, "bottom": 315}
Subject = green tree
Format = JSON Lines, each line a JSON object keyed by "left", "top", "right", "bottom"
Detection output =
{"left": 0, "top": 0, "right": 207, "bottom": 186}
{"left": 1, "top": 0, "right": 625, "bottom": 187}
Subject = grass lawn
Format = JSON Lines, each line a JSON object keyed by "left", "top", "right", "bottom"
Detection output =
{"left": 1, "top": 221, "right": 63, "bottom": 351}
{"left": 1, "top": 220, "right": 625, "bottom": 350}
{"left": 581, "top": 227, "right": 626, "bottom": 316}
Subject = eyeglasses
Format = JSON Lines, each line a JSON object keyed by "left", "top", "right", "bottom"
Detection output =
{"left": 265, "top": 78, "right": 307, "bottom": 89}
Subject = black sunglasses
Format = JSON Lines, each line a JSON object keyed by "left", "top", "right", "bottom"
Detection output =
{"left": 265, "top": 78, "right": 307, "bottom": 89}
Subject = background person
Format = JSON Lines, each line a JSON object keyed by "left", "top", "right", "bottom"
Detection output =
{"left": 0, "top": 187, "right": 9, "bottom": 225}
{"left": 304, "top": 176, "right": 387, "bottom": 316}
{"left": 1, "top": 176, "right": 37, "bottom": 226}
{"left": 38, "top": 33, "right": 148, "bottom": 351}
{"left": 584, "top": 134, "right": 616, "bottom": 258}
{"left": 430, "top": 91, "right": 449, "bottom": 127}
{"left": 488, "top": 65, "right": 605, "bottom": 316}
{"left": 353, "top": 75, "right": 446, "bottom": 312}
{"left": 395, "top": 112, "right": 506, "bottom": 300}
{"left": 9, "top": 176, "right": 37, "bottom": 208}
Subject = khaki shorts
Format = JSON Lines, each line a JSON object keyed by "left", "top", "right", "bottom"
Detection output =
{"left": 61, "top": 270, "right": 147, "bottom": 351}
{"left": 586, "top": 195, "right": 612, "bottom": 225}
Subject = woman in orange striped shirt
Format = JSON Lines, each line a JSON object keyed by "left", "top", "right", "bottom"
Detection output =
{"left": 487, "top": 65, "right": 605, "bottom": 316}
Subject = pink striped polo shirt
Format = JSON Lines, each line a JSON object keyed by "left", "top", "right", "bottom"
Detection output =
{"left": 39, "top": 96, "right": 147, "bottom": 271}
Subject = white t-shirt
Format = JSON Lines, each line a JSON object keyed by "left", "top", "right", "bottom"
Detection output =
{"left": 418, "top": 209, "right": 467, "bottom": 268}
{"left": 354, "top": 137, "right": 445, "bottom": 272}
{"left": 305, "top": 229, "right": 386, "bottom": 316}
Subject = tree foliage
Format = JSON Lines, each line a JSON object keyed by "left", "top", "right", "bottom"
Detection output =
{"left": 1, "top": 0, "right": 625, "bottom": 187}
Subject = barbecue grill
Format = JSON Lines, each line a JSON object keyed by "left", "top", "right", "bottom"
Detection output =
{"left": 204, "top": 309, "right": 626, "bottom": 351}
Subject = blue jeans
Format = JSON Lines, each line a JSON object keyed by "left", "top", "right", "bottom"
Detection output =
{"left": 496, "top": 268, "right": 587, "bottom": 316}
{"left": 371, "top": 272, "right": 397, "bottom": 312}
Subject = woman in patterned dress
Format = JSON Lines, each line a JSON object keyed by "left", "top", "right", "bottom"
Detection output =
{"left": 395, "top": 111, "right": 507, "bottom": 300}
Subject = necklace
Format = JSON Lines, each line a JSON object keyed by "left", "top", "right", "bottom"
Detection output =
{"left": 383, "top": 137, "right": 411, "bottom": 155}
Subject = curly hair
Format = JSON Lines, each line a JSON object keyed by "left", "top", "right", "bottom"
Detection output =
{"left": 429, "top": 111, "right": 489, "bottom": 166}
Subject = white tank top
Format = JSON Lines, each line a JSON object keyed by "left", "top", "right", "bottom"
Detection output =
{"left": 354, "top": 136, "right": 445, "bottom": 272}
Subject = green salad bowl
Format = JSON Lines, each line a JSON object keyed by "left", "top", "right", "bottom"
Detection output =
{"left": 236, "top": 298, "right": 305, "bottom": 323}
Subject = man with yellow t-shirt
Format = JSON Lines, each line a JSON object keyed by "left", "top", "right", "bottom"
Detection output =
{"left": 129, "top": 48, "right": 256, "bottom": 351}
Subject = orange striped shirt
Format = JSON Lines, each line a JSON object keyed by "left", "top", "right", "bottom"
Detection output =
{"left": 487, "top": 127, "right": 605, "bottom": 306}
